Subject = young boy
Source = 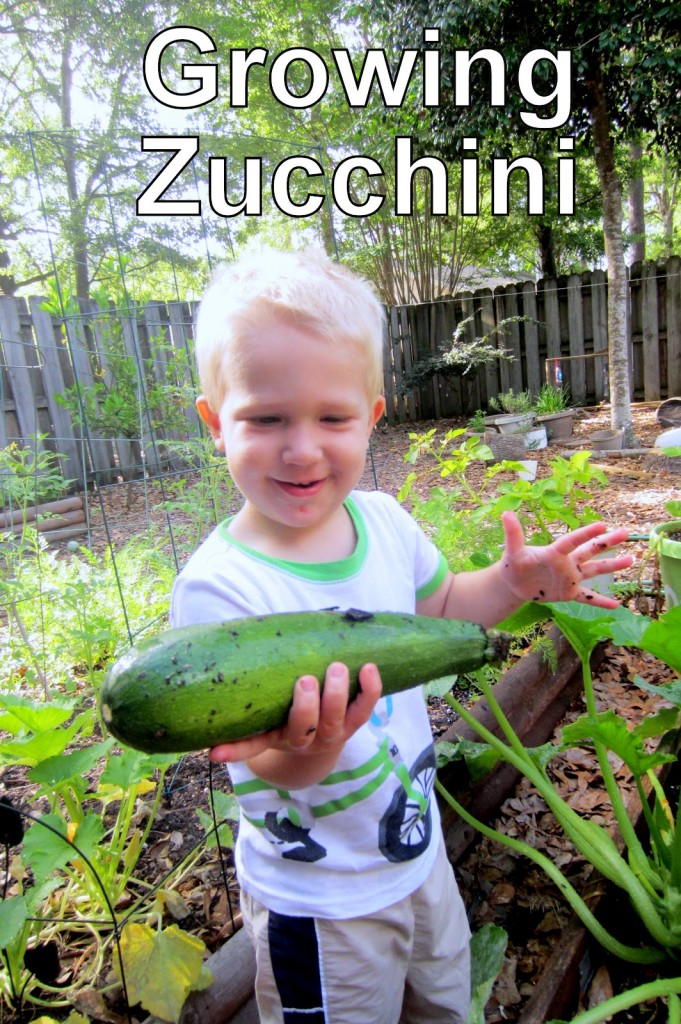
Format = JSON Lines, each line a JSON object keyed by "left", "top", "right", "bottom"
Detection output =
{"left": 170, "top": 249, "right": 632, "bottom": 1024}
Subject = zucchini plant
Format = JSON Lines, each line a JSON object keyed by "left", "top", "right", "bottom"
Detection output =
{"left": 438, "top": 601, "right": 681, "bottom": 963}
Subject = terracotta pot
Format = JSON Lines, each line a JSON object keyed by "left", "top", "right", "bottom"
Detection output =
{"left": 536, "top": 410, "right": 575, "bottom": 440}
{"left": 588, "top": 428, "right": 624, "bottom": 451}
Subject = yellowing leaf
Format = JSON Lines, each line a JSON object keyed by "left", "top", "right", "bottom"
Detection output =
{"left": 116, "top": 922, "right": 212, "bottom": 1022}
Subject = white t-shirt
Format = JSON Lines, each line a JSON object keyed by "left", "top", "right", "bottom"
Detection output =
{"left": 170, "top": 490, "right": 449, "bottom": 919}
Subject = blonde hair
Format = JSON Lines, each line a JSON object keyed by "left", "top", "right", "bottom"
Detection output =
{"left": 194, "top": 249, "right": 386, "bottom": 411}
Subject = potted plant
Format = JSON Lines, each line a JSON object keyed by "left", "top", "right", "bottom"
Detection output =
{"left": 466, "top": 409, "right": 487, "bottom": 438}
{"left": 534, "top": 383, "right": 575, "bottom": 440}
{"left": 486, "top": 389, "right": 536, "bottom": 435}
{"left": 649, "top": 497, "right": 681, "bottom": 607}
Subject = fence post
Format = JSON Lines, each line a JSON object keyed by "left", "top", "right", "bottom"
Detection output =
{"left": 567, "top": 274, "right": 586, "bottom": 405}
{"left": 667, "top": 256, "right": 681, "bottom": 397}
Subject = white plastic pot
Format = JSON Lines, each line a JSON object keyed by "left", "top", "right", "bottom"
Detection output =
{"left": 517, "top": 459, "right": 538, "bottom": 481}
{"left": 524, "top": 425, "right": 548, "bottom": 451}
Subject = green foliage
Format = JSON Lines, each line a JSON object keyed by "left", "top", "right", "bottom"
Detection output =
{"left": 399, "top": 431, "right": 608, "bottom": 570}
{"left": 489, "top": 388, "right": 534, "bottom": 415}
{"left": 438, "top": 603, "right": 681, "bottom": 962}
{"left": 0, "top": 529, "right": 176, "bottom": 693}
{"left": 472, "top": 451, "right": 609, "bottom": 544}
{"left": 533, "top": 383, "right": 572, "bottom": 415}
{"left": 466, "top": 923, "right": 509, "bottom": 1024}
{"left": 400, "top": 314, "right": 515, "bottom": 400}
{"left": 54, "top": 298, "right": 196, "bottom": 451}
{"left": 0, "top": 436, "right": 72, "bottom": 508}
{"left": 159, "top": 435, "right": 237, "bottom": 557}
{"left": 0, "top": 526, "right": 239, "bottom": 1017}
{"left": 467, "top": 409, "right": 486, "bottom": 432}
{"left": 399, "top": 427, "right": 507, "bottom": 570}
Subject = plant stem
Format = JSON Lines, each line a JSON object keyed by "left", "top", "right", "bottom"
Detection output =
{"left": 443, "top": 689, "right": 676, "bottom": 948}
{"left": 435, "top": 779, "right": 664, "bottom": 964}
{"left": 545, "top": 976, "right": 681, "bottom": 1024}
{"left": 9, "top": 600, "right": 51, "bottom": 699}
{"left": 580, "top": 655, "right": 658, "bottom": 886}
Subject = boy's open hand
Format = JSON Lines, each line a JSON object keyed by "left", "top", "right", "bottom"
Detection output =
{"left": 499, "top": 510, "right": 633, "bottom": 609}
{"left": 208, "top": 662, "right": 383, "bottom": 787}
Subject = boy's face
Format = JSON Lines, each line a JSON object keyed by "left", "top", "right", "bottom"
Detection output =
{"left": 197, "top": 319, "right": 385, "bottom": 541}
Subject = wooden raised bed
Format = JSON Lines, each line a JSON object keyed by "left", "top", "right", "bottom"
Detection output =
{"left": 142, "top": 627, "right": 587, "bottom": 1024}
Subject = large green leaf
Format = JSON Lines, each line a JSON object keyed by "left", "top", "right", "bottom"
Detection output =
{"left": 0, "top": 712, "right": 91, "bottom": 766}
{"left": 561, "top": 710, "right": 676, "bottom": 776}
{"left": 98, "top": 747, "right": 174, "bottom": 789}
{"left": 640, "top": 608, "right": 681, "bottom": 675}
{"left": 22, "top": 812, "right": 105, "bottom": 883}
{"left": 0, "top": 693, "right": 74, "bottom": 735}
{"left": 635, "top": 676, "right": 681, "bottom": 708}
{"left": 0, "top": 894, "right": 28, "bottom": 951}
{"left": 29, "top": 740, "right": 114, "bottom": 787}
{"left": 466, "top": 923, "right": 508, "bottom": 1024}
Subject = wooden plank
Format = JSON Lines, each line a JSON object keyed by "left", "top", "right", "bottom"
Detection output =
{"left": 144, "top": 301, "right": 171, "bottom": 383}
{"left": 428, "top": 303, "right": 441, "bottom": 419}
{"left": 28, "top": 297, "right": 85, "bottom": 489}
{"left": 459, "top": 290, "right": 480, "bottom": 413}
{"left": 590, "top": 269, "right": 609, "bottom": 401}
{"left": 666, "top": 255, "right": 681, "bottom": 396}
{"left": 477, "top": 289, "right": 498, "bottom": 405}
{"left": 641, "top": 261, "right": 661, "bottom": 401}
{"left": 412, "top": 304, "right": 435, "bottom": 420}
{"left": 521, "top": 282, "right": 541, "bottom": 397}
{"left": 567, "top": 273, "right": 586, "bottom": 404}
{"left": 503, "top": 284, "right": 523, "bottom": 393}
{"left": 541, "top": 277, "right": 562, "bottom": 370}
{"left": 62, "top": 310, "right": 116, "bottom": 483}
{"left": 494, "top": 286, "right": 512, "bottom": 394}
{"left": 0, "top": 296, "right": 41, "bottom": 441}
{"left": 167, "top": 299, "right": 201, "bottom": 433}
{"left": 400, "top": 306, "right": 417, "bottom": 420}
{"left": 384, "top": 308, "right": 399, "bottom": 425}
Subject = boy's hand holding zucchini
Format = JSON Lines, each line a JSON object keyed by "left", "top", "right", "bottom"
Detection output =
{"left": 99, "top": 608, "right": 511, "bottom": 754}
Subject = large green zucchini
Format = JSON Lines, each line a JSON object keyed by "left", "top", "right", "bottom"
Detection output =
{"left": 100, "top": 608, "right": 510, "bottom": 754}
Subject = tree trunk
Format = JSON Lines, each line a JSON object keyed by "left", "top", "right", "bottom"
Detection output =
{"left": 535, "top": 222, "right": 557, "bottom": 278}
{"left": 659, "top": 151, "right": 678, "bottom": 258}
{"left": 586, "top": 63, "right": 636, "bottom": 443}
{"left": 61, "top": 26, "right": 90, "bottom": 301}
{"left": 627, "top": 140, "right": 645, "bottom": 264}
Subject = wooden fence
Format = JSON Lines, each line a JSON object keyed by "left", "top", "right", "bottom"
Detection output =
{"left": 383, "top": 256, "right": 681, "bottom": 424}
{"left": 0, "top": 296, "right": 199, "bottom": 491}
{"left": 1, "top": 257, "right": 680, "bottom": 490}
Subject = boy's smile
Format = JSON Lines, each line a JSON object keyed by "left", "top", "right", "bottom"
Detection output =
{"left": 197, "top": 318, "right": 385, "bottom": 560}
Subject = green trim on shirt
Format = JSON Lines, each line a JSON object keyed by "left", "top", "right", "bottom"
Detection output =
{"left": 415, "top": 552, "right": 448, "bottom": 600}
{"left": 217, "top": 494, "right": 447, "bottom": 596}
{"left": 217, "top": 497, "right": 368, "bottom": 582}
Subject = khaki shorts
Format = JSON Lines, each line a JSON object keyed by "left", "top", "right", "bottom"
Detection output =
{"left": 241, "top": 837, "right": 471, "bottom": 1024}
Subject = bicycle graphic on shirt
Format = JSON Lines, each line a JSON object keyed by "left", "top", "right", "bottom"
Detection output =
{"left": 236, "top": 732, "right": 435, "bottom": 865}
